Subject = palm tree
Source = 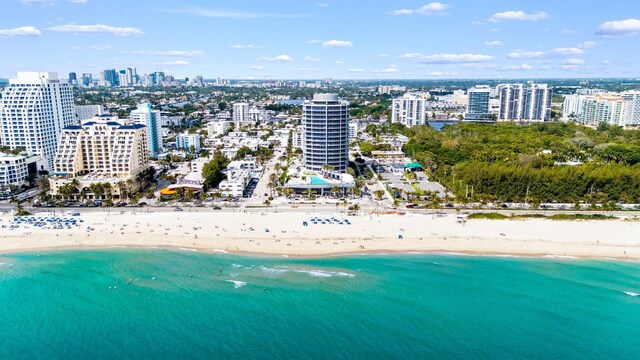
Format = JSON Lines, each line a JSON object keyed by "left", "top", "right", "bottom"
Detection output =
{"left": 89, "top": 183, "right": 104, "bottom": 200}
{"left": 185, "top": 188, "right": 195, "bottom": 201}
{"left": 285, "top": 188, "right": 295, "bottom": 199}
{"left": 267, "top": 182, "right": 277, "bottom": 195}
{"left": 103, "top": 183, "right": 113, "bottom": 200}
{"left": 330, "top": 186, "right": 340, "bottom": 198}
{"left": 58, "top": 184, "right": 74, "bottom": 201}
{"left": 116, "top": 181, "right": 126, "bottom": 200}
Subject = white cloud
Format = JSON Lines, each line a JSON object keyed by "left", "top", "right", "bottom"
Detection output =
{"left": 484, "top": 40, "right": 503, "bottom": 47}
{"left": 392, "top": 2, "right": 449, "bottom": 16}
{"left": 230, "top": 44, "right": 255, "bottom": 49}
{"left": 259, "top": 54, "right": 294, "bottom": 62}
{"left": 596, "top": 19, "right": 640, "bottom": 37}
{"left": 293, "top": 67, "right": 313, "bottom": 72}
{"left": 304, "top": 56, "right": 321, "bottom": 62}
{"left": 500, "top": 64, "right": 533, "bottom": 71}
{"left": 578, "top": 41, "right": 597, "bottom": 49}
{"left": 427, "top": 71, "right": 458, "bottom": 76}
{"left": 67, "top": 0, "right": 87, "bottom": 3}
{"left": 90, "top": 45, "right": 114, "bottom": 50}
{"left": 400, "top": 53, "right": 494, "bottom": 63}
{"left": 249, "top": 65, "right": 265, "bottom": 70}
{"left": 308, "top": 39, "right": 323, "bottom": 44}
{"left": 47, "top": 24, "right": 144, "bottom": 36}
{"left": 489, "top": 10, "right": 549, "bottom": 23}
{"left": 125, "top": 50, "right": 205, "bottom": 57}
{"left": 379, "top": 53, "right": 390, "bottom": 57}
{"left": 549, "top": 47, "right": 585, "bottom": 56}
{"left": 508, "top": 47, "right": 584, "bottom": 59}
{"left": 507, "top": 50, "right": 545, "bottom": 59}
{"left": 348, "top": 69, "right": 366, "bottom": 73}
{"left": 563, "top": 58, "right": 586, "bottom": 65}
{"left": 315, "top": 2, "right": 328, "bottom": 7}
{"left": 159, "top": 60, "right": 189, "bottom": 66}
{"left": 0, "top": 26, "right": 42, "bottom": 37}
{"left": 334, "top": 60, "right": 345, "bottom": 64}
{"left": 374, "top": 67, "right": 399, "bottom": 73}
{"left": 322, "top": 40, "right": 352, "bottom": 48}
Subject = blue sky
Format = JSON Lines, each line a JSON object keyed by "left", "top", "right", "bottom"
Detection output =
{"left": 1, "top": 0, "right": 639, "bottom": 79}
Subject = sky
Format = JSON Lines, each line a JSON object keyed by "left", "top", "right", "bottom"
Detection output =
{"left": 1, "top": 0, "right": 639, "bottom": 80}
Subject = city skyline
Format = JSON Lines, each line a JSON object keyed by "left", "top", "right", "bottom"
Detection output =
{"left": 0, "top": 0, "right": 639, "bottom": 79}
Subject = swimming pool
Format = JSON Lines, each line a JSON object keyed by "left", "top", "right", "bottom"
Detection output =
{"left": 309, "top": 176, "right": 330, "bottom": 185}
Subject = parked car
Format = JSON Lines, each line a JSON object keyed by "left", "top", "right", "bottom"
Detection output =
{"left": 213, "top": 206, "right": 222, "bottom": 210}
{"left": 116, "top": 202, "right": 127, "bottom": 207}
{"left": 174, "top": 207, "right": 183, "bottom": 212}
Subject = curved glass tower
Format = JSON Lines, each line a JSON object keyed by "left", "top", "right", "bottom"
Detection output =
{"left": 302, "top": 93, "right": 349, "bottom": 172}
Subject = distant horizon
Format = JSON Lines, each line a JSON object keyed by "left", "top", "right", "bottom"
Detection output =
{"left": 2, "top": 75, "right": 640, "bottom": 84}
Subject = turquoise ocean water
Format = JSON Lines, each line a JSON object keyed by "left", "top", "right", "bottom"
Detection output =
{"left": 1, "top": 249, "right": 640, "bottom": 359}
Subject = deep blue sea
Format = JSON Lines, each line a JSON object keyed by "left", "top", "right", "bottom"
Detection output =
{"left": 1, "top": 249, "right": 640, "bottom": 359}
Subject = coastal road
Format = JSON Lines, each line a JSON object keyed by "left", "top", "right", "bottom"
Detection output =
{"left": 4, "top": 203, "right": 639, "bottom": 218}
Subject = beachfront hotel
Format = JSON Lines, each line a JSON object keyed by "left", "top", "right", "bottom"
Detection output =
{"left": 49, "top": 116, "right": 149, "bottom": 199}
{"left": 302, "top": 93, "right": 350, "bottom": 173}
{"left": 0, "top": 72, "right": 76, "bottom": 172}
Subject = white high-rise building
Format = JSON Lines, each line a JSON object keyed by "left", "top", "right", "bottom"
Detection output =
{"left": 233, "top": 102, "right": 250, "bottom": 128}
{"left": 580, "top": 95, "right": 628, "bottom": 127}
{"left": 0, "top": 72, "right": 75, "bottom": 171}
{"left": 622, "top": 91, "right": 640, "bottom": 126}
{"left": 50, "top": 117, "right": 149, "bottom": 200}
{"left": 53, "top": 117, "right": 148, "bottom": 178}
{"left": 130, "top": 103, "right": 162, "bottom": 158}
{"left": 302, "top": 94, "right": 349, "bottom": 172}
{"left": 562, "top": 95, "right": 586, "bottom": 121}
{"left": 391, "top": 93, "right": 429, "bottom": 127}
{"left": 562, "top": 92, "right": 640, "bottom": 127}
{"left": 498, "top": 83, "right": 552, "bottom": 122}
{"left": 176, "top": 132, "right": 202, "bottom": 152}
{"left": 76, "top": 105, "right": 104, "bottom": 122}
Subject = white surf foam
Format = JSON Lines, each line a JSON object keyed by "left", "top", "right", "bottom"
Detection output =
{"left": 293, "top": 269, "right": 355, "bottom": 278}
{"left": 226, "top": 280, "right": 247, "bottom": 289}
{"left": 623, "top": 291, "right": 639, "bottom": 297}
{"left": 261, "top": 266, "right": 288, "bottom": 275}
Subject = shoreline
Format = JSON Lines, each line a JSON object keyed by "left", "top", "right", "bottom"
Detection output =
{"left": 3, "top": 244, "right": 640, "bottom": 262}
{"left": 1, "top": 211, "right": 639, "bottom": 260}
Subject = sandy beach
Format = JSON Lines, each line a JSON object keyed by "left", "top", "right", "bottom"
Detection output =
{"left": 0, "top": 211, "right": 639, "bottom": 259}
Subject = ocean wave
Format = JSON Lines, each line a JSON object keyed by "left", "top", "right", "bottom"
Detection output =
{"left": 226, "top": 280, "right": 247, "bottom": 289}
{"left": 261, "top": 266, "right": 288, "bottom": 275}
{"left": 231, "top": 264, "right": 243, "bottom": 269}
{"left": 178, "top": 247, "right": 197, "bottom": 252}
{"left": 623, "top": 291, "right": 639, "bottom": 297}
{"left": 211, "top": 249, "right": 228, "bottom": 253}
{"left": 293, "top": 269, "right": 355, "bottom": 278}
{"left": 543, "top": 255, "right": 578, "bottom": 259}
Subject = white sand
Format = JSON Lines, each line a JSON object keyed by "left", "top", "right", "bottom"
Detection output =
{"left": 1, "top": 211, "right": 639, "bottom": 259}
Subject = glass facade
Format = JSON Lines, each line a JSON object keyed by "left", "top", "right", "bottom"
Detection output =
{"left": 302, "top": 94, "right": 349, "bottom": 172}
